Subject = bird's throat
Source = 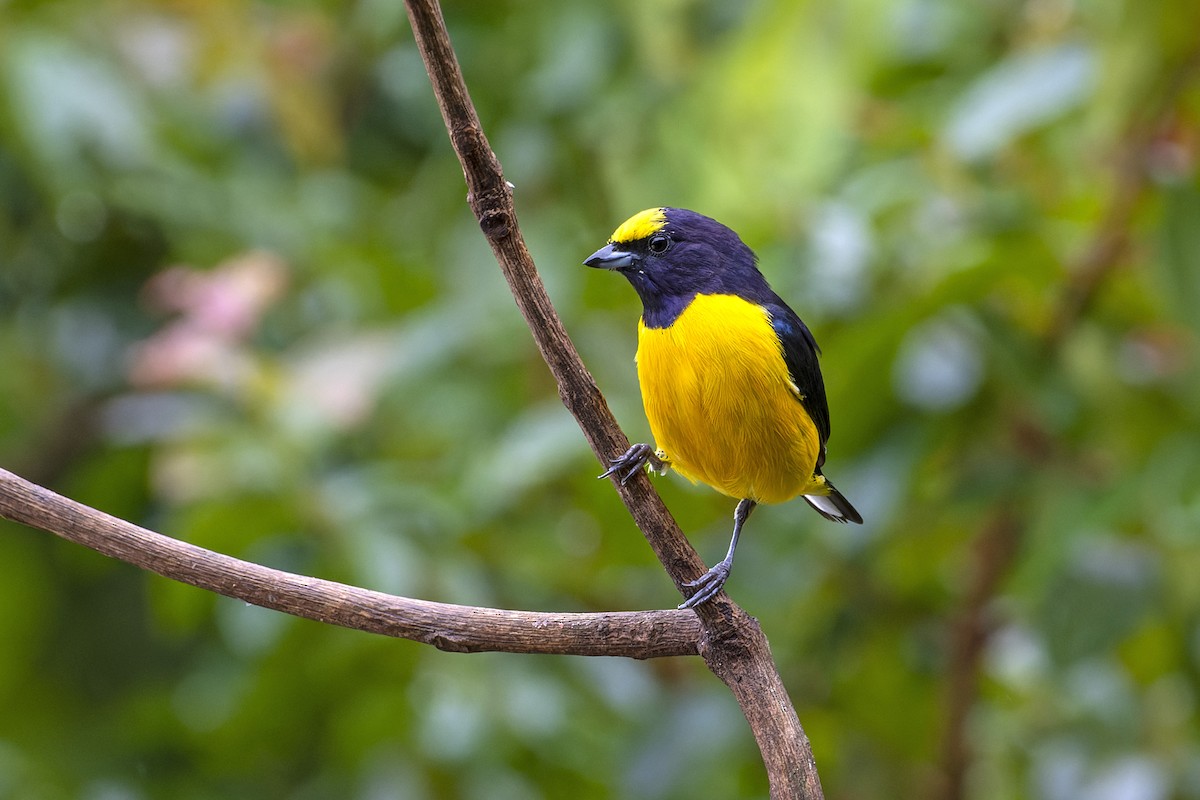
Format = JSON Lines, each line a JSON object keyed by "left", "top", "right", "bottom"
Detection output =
{"left": 635, "top": 289, "right": 696, "bottom": 329}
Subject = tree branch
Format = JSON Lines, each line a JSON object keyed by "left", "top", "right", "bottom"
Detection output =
{"left": 402, "top": 2, "right": 823, "bottom": 797}
{"left": 0, "top": 467, "right": 699, "bottom": 658}
{"left": 936, "top": 48, "right": 1200, "bottom": 800}
{"left": 401, "top": 0, "right": 706, "bottom": 597}
{"left": 0, "top": 4, "right": 826, "bottom": 795}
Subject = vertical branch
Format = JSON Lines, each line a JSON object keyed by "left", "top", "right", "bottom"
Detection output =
{"left": 402, "top": 0, "right": 704, "bottom": 595}
{"left": 938, "top": 510, "right": 1023, "bottom": 799}
{"left": 401, "top": 1, "right": 825, "bottom": 796}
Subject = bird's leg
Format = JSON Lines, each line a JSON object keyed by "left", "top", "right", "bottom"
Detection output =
{"left": 679, "top": 498, "right": 757, "bottom": 609}
{"left": 599, "top": 443, "right": 667, "bottom": 484}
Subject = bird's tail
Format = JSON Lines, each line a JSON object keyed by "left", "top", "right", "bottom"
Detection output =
{"left": 804, "top": 475, "right": 863, "bottom": 524}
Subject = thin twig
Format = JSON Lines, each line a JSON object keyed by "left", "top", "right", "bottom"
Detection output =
{"left": 1046, "top": 49, "right": 1200, "bottom": 346}
{"left": 0, "top": 468, "right": 699, "bottom": 658}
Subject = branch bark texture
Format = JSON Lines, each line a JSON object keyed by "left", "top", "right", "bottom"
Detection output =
{"left": 0, "top": 468, "right": 698, "bottom": 658}
{"left": 402, "top": 1, "right": 823, "bottom": 797}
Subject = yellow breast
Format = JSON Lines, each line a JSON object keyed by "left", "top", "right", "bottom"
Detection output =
{"left": 636, "top": 294, "right": 824, "bottom": 504}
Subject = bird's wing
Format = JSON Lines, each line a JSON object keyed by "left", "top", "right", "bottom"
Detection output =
{"left": 765, "top": 300, "right": 832, "bottom": 468}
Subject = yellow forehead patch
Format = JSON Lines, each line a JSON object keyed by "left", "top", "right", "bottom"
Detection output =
{"left": 610, "top": 208, "right": 667, "bottom": 244}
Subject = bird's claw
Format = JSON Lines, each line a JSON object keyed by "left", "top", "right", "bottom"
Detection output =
{"left": 599, "top": 443, "right": 665, "bottom": 485}
{"left": 678, "top": 560, "right": 732, "bottom": 609}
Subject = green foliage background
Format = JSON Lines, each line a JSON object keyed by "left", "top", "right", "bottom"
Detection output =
{"left": 2, "top": 0, "right": 1200, "bottom": 798}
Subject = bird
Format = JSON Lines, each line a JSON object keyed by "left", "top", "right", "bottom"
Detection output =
{"left": 584, "top": 207, "right": 862, "bottom": 609}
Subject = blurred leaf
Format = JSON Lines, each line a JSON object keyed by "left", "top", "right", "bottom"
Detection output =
{"left": 3, "top": 33, "right": 154, "bottom": 179}
{"left": 943, "top": 43, "right": 1095, "bottom": 161}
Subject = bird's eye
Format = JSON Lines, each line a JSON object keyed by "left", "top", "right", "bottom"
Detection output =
{"left": 648, "top": 234, "right": 671, "bottom": 254}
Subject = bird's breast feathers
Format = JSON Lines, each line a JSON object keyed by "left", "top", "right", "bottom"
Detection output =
{"left": 636, "top": 293, "right": 824, "bottom": 504}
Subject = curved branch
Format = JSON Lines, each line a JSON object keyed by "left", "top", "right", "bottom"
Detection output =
{"left": 0, "top": 468, "right": 699, "bottom": 658}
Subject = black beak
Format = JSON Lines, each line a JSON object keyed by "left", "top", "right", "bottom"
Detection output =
{"left": 584, "top": 243, "right": 637, "bottom": 270}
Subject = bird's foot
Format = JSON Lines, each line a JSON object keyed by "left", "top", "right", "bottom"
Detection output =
{"left": 599, "top": 443, "right": 666, "bottom": 484}
{"left": 678, "top": 558, "right": 732, "bottom": 609}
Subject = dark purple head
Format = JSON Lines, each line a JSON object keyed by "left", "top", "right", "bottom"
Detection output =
{"left": 584, "top": 207, "right": 773, "bottom": 328}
